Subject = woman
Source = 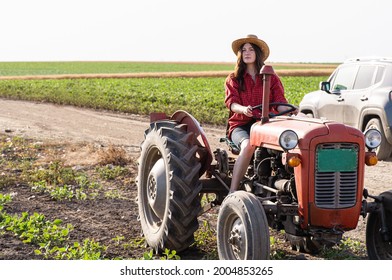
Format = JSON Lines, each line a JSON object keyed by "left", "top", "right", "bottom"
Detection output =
{"left": 225, "top": 34, "right": 290, "bottom": 193}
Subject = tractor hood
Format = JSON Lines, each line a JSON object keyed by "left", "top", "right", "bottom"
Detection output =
{"left": 250, "top": 115, "right": 364, "bottom": 151}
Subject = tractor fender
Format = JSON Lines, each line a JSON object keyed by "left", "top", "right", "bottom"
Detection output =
{"left": 170, "top": 110, "right": 213, "bottom": 175}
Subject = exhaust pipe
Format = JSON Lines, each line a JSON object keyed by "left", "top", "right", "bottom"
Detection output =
{"left": 260, "top": 65, "right": 275, "bottom": 124}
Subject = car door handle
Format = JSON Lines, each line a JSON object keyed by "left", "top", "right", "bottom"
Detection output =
{"left": 360, "top": 96, "right": 368, "bottom": 101}
{"left": 337, "top": 96, "right": 344, "bottom": 102}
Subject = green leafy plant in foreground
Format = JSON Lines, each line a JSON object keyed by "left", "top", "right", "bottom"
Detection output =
{"left": 0, "top": 205, "right": 107, "bottom": 260}
{"left": 1, "top": 211, "right": 72, "bottom": 246}
{"left": 320, "top": 237, "right": 366, "bottom": 260}
{"left": 30, "top": 160, "right": 77, "bottom": 187}
{"left": 96, "top": 164, "right": 128, "bottom": 180}
{"left": 0, "top": 191, "right": 106, "bottom": 260}
{"left": 141, "top": 249, "right": 180, "bottom": 260}
{"left": 36, "top": 238, "right": 106, "bottom": 260}
{"left": 270, "top": 234, "right": 289, "bottom": 260}
{"left": 0, "top": 193, "right": 12, "bottom": 217}
{"left": 0, "top": 193, "right": 12, "bottom": 206}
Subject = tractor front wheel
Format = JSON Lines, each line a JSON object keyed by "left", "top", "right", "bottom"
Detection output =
{"left": 217, "top": 191, "right": 270, "bottom": 259}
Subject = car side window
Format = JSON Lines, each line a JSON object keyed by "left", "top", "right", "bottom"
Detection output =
{"left": 330, "top": 65, "right": 358, "bottom": 91}
{"left": 353, "top": 65, "right": 377, "bottom": 89}
{"left": 375, "top": 66, "right": 385, "bottom": 84}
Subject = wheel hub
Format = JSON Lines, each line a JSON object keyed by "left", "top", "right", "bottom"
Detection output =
{"left": 147, "top": 158, "right": 167, "bottom": 219}
{"left": 228, "top": 218, "right": 245, "bottom": 259}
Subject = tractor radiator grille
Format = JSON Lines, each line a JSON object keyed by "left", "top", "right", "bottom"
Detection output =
{"left": 315, "top": 143, "right": 359, "bottom": 209}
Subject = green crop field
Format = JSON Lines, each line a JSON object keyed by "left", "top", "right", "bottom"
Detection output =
{"left": 0, "top": 61, "right": 336, "bottom": 76}
{"left": 0, "top": 61, "right": 235, "bottom": 76}
{"left": 0, "top": 76, "right": 326, "bottom": 125}
{"left": 0, "top": 61, "right": 330, "bottom": 125}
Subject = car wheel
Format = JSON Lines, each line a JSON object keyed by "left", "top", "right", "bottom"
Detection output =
{"left": 365, "top": 118, "right": 392, "bottom": 160}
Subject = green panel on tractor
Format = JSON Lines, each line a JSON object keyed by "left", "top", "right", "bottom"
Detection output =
{"left": 317, "top": 149, "right": 357, "bottom": 172}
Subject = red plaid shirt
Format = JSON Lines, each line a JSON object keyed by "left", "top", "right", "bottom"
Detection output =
{"left": 225, "top": 72, "right": 287, "bottom": 138}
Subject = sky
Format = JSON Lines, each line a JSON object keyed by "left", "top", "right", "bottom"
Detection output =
{"left": 1, "top": 0, "right": 391, "bottom": 63}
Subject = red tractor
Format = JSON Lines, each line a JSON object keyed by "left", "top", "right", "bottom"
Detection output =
{"left": 136, "top": 66, "right": 392, "bottom": 259}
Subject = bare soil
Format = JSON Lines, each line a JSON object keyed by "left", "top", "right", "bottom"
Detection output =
{"left": 1, "top": 98, "right": 391, "bottom": 260}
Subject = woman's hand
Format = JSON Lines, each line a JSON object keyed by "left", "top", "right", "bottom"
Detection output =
{"left": 242, "top": 105, "right": 253, "bottom": 117}
{"left": 230, "top": 103, "right": 253, "bottom": 117}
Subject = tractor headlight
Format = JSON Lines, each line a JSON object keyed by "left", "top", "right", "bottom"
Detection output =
{"left": 279, "top": 130, "right": 299, "bottom": 150}
{"left": 364, "top": 129, "right": 382, "bottom": 149}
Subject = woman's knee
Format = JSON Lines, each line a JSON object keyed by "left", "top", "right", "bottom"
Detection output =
{"left": 240, "top": 140, "right": 254, "bottom": 156}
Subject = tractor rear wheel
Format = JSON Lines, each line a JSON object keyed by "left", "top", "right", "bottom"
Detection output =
{"left": 217, "top": 191, "right": 270, "bottom": 259}
{"left": 137, "top": 120, "right": 202, "bottom": 252}
{"left": 366, "top": 191, "right": 392, "bottom": 259}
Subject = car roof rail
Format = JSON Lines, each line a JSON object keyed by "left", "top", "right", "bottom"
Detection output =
{"left": 344, "top": 56, "right": 392, "bottom": 63}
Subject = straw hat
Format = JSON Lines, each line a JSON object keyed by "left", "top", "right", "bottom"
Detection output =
{"left": 231, "top": 34, "right": 270, "bottom": 62}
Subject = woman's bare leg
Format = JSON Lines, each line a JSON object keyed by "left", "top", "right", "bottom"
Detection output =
{"left": 229, "top": 139, "right": 255, "bottom": 193}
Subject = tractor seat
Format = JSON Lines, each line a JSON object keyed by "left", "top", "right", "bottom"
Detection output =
{"left": 220, "top": 137, "right": 240, "bottom": 155}
{"left": 222, "top": 113, "right": 240, "bottom": 155}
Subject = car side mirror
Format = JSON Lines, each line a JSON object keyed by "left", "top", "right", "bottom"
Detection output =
{"left": 320, "top": 81, "right": 331, "bottom": 93}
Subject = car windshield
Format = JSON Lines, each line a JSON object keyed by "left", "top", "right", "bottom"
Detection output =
{"left": 330, "top": 65, "right": 358, "bottom": 91}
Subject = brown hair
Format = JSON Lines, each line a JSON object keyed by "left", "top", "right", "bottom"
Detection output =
{"left": 234, "top": 43, "right": 265, "bottom": 92}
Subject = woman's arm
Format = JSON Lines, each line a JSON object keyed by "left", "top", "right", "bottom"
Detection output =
{"left": 230, "top": 103, "right": 253, "bottom": 117}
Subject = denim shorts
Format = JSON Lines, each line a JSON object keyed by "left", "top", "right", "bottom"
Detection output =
{"left": 231, "top": 121, "right": 255, "bottom": 147}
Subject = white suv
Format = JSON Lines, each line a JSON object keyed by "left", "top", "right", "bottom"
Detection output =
{"left": 299, "top": 57, "right": 392, "bottom": 160}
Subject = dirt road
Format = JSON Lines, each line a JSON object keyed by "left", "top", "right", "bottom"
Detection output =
{"left": 0, "top": 98, "right": 225, "bottom": 156}
{"left": 1, "top": 97, "right": 391, "bottom": 249}
{"left": 2, "top": 98, "right": 390, "bottom": 190}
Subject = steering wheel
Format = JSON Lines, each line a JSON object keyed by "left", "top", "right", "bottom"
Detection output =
{"left": 251, "top": 102, "right": 298, "bottom": 118}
